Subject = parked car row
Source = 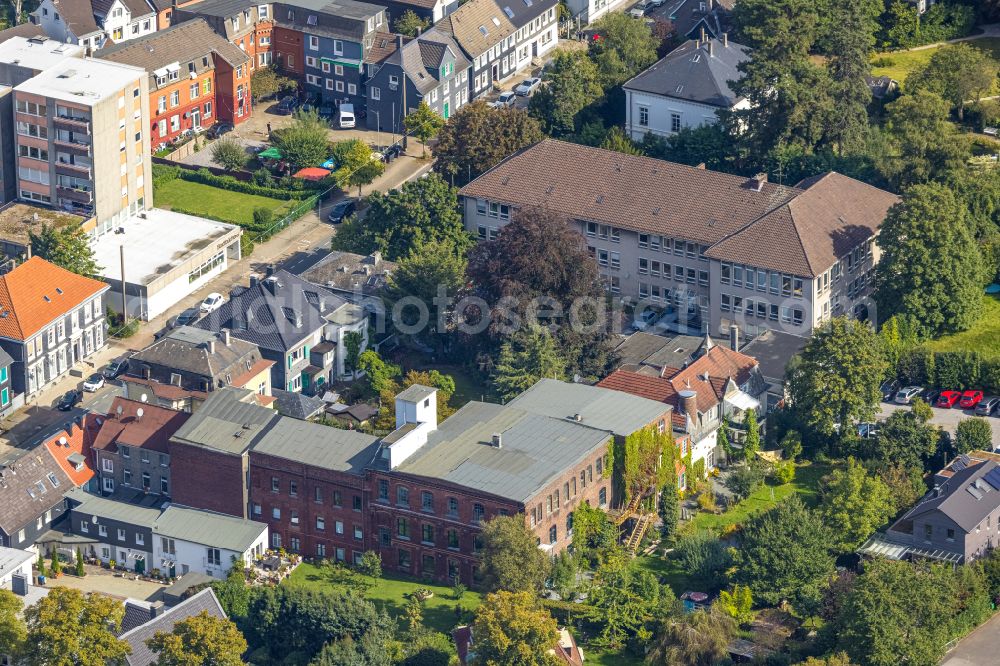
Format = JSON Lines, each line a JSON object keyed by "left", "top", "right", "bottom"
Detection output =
{"left": 883, "top": 380, "right": 1000, "bottom": 415}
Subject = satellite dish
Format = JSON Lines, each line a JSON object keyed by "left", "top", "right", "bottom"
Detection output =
{"left": 136, "top": 408, "right": 144, "bottom": 420}
{"left": 140, "top": 393, "right": 148, "bottom": 403}
{"left": 116, "top": 406, "right": 124, "bottom": 417}
{"left": 58, "top": 436, "right": 67, "bottom": 446}
{"left": 92, "top": 515, "right": 98, "bottom": 524}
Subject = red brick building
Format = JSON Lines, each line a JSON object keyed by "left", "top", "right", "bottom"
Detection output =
{"left": 97, "top": 19, "right": 252, "bottom": 150}
{"left": 173, "top": 3, "right": 275, "bottom": 73}
{"left": 273, "top": 25, "right": 304, "bottom": 76}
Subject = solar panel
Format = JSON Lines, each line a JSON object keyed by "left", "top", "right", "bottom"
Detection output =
{"left": 959, "top": 454, "right": 971, "bottom": 466}
{"left": 967, "top": 485, "right": 983, "bottom": 500}
{"left": 983, "top": 468, "right": 1000, "bottom": 491}
{"left": 976, "top": 478, "right": 992, "bottom": 493}
{"left": 953, "top": 458, "right": 968, "bottom": 472}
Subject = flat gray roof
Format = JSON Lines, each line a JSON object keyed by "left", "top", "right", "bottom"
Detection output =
{"left": 154, "top": 505, "right": 266, "bottom": 552}
{"left": 251, "top": 418, "right": 380, "bottom": 476}
{"left": 66, "top": 488, "right": 161, "bottom": 528}
{"left": 394, "top": 401, "right": 611, "bottom": 504}
{"left": 396, "top": 384, "right": 436, "bottom": 404}
{"left": 15, "top": 56, "right": 145, "bottom": 104}
{"left": 0, "top": 546, "right": 34, "bottom": 577}
{"left": 170, "top": 387, "right": 279, "bottom": 455}
{"left": 507, "top": 379, "right": 669, "bottom": 436}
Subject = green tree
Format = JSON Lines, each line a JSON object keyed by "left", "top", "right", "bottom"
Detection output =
{"left": 528, "top": 49, "right": 603, "bottom": 136}
{"left": 273, "top": 109, "right": 331, "bottom": 169}
{"left": 357, "top": 551, "right": 382, "bottom": 579}
{"left": 393, "top": 9, "right": 429, "bottom": 37}
{"left": 333, "top": 139, "right": 385, "bottom": 198}
{"left": 641, "top": 124, "right": 735, "bottom": 172}
{"left": 251, "top": 67, "right": 296, "bottom": 101}
{"left": 211, "top": 560, "right": 251, "bottom": 619}
{"left": 344, "top": 331, "right": 363, "bottom": 377}
{"left": 22, "top": 587, "right": 131, "bottom": 666}
{"left": 788, "top": 317, "right": 888, "bottom": 438}
{"left": 648, "top": 606, "right": 736, "bottom": 666}
{"left": 48, "top": 547, "right": 61, "bottom": 578}
{"left": 433, "top": 101, "right": 544, "bottom": 185}
{"left": 834, "top": 559, "right": 990, "bottom": 666}
{"left": 881, "top": 90, "right": 970, "bottom": 187}
{"left": 781, "top": 430, "right": 803, "bottom": 461}
{"left": 741, "top": 409, "right": 760, "bottom": 462}
{"left": 955, "top": 417, "right": 994, "bottom": 455}
{"left": 875, "top": 183, "right": 984, "bottom": 339}
{"left": 211, "top": 137, "right": 249, "bottom": 170}
{"left": 599, "top": 126, "right": 642, "bottom": 155}
{"left": 676, "top": 530, "right": 733, "bottom": 587}
{"left": 470, "top": 591, "right": 560, "bottom": 666}
{"left": 356, "top": 350, "right": 400, "bottom": 396}
{"left": 863, "top": 408, "right": 941, "bottom": 475}
{"left": 908, "top": 43, "right": 999, "bottom": 120}
{"left": 717, "top": 585, "right": 754, "bottom": 626}
{"left": 590, "top": 549, "right": 666, "bottom": 648}
{"left": 388, "top": 239, "right": 468, "bottom": 329}
{"left": 479, "top": 515, "right": 551, "bottom": 593}
{"left": 75, "top": 548, "right": 84, "bottom": 577}
{"left": 735, "top": 497, "right": 835, "bottom": 609}
{"left": 659, "top": 482, "right": 680, "bottom": 542}
{"left": 29, "top": 224, "right": 100, "bottom": 277}
{"left": 493, "top": 326, "right": 567, "bottom": 401}
{"left": 818, "top": 457, "right": 894, "bottom": 552}
{"left": 339, "top": 172, "right": 469, "bottom": 260}
{"left": 588, "top": 13, "right": 659, "bottom": 86}
{"left": 404, "top": 101, "right": 445, "bottom": 158}
{"left": 794, "top": 655, "right": 857, "bottom": 666}
{"left": 147, "top": 611, "right": 247, "bottom": 666}
{"left": 0, "top": 589, "right": 25, "bottom": 660}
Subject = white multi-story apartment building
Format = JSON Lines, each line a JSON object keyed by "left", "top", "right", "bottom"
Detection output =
{"left": 35, "top": 0, "right": 158, "bottom": 51}
{"left": 459, "top": 139, "right": 900, "bottom": 339}
{"left": 0, "top": 256, "right": 109, "bottom": 400}
{"left": 624, "top": 36, "right": 751, "bottom": 141}
{"left": 435, "top": 0, "right": 518, "bottom": 99}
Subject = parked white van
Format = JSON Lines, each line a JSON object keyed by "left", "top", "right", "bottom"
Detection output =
{"left": 338, "top": 104, "right": 356, "bottom": 129}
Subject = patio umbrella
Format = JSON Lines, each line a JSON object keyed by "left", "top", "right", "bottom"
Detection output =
{"left": 293, "top": 167, "right": 331, "bottom": 181}
{"left": 259, "top": 146, "right": 283, "bottom": 159}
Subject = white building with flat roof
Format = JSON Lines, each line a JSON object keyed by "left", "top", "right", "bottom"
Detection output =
{"left": 91, "top": 208, "right": 242, "bottom": 321}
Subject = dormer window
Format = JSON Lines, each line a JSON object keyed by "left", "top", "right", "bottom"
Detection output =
{"left": 308, "top": 14, "right": 318, "bottom": 25}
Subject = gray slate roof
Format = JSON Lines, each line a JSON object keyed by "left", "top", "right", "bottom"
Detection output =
{"left": 0, "top": 447, "right": 73, "bottom": 537}
{"left": 129, "top": 326, "right": 261, "bottom": 383}
{"left": 153, "top": 505, "right": 267, "bottom": 552}
{"left": 623, "top": 37, "right": 751, "bottom": 108}
{"left": 0, "top": 345, "right": 13, "bottom": 369}
{"left": 170, "top": 387, "right": 279, "bottom": 455}
{"left": 507, "top": 378, "right": 669, "bottom": 437}
{"left": 740, "top": 329, "right": 808, "bottom": 382}
{"left": 119, "top": 588, "right": 227, "bottom": 666}
{"left": 252, "top": 417, "right": 380, "bottom": 476}
{"left": 273, "top": 389, "right": 327, "bottom": 420}
{"left": 195, "top": 269, "right": 347, "bottom": 354}
{"left": 900, "top": 461, "right": 1000, "bottom": 533}
{"left": 396, "top": 384, "right": 436, "bottom": 404}
{"left": 65, "top": 487, "right": 162, "bottom": 528}
{"left": 394, "top": 401, "right": 611, "bottom": 503}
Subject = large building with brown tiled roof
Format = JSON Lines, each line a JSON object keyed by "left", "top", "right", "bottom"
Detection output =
{"left": 0, "top": 257, "right": 109, "bottom": 400}
{"left": 459, "top": 139, "right": 899, "bottom": 339}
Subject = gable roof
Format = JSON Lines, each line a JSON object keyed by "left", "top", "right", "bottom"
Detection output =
{"left": 0, "top": 257, "right": 108, "bottom": 341}
{"left": 0, "top": 22, "right": 46, "bottom": 41}
{"left": 42, "top": 417, "right": 98, "bottom": 487}
{"left": 96, "top": 18, "right": 250, "bottom": 81}
{"left": 435, "top": 0, "right": 515, "bottom": 58}
{"left": 119, "top": 588, "right": 227, "bottom": 666}
{"left": 704, "top": 172, "right": 900, "bottom": 277}
{"left": 92, "top": 397, "right": 190, "bottom": 455}
{"left": 272, "top": 389, "right": 327, "bottom": 420}
{"left": 194, "top": 270, "right": 347, "bottom": 353}
{"left": 0, "top": 448, "right": 74, "bottom": 536}
{"left": 460, "top": 140, "right": 898, "bottom": 278}
{"left": 45, "top": 0, "right": 102, "bottom": 38}
{"left": 623, "top": 38, "right": 750, "bottom": 108}
{"left": 153, "top": 504, "right": 267, "bottom": 551}
{"left": 129, "top": 326, "right": 261, "bottom": 384}
{"left": 92, "top": 0, "right": 155, "bottom": 19}
{"left": 899, "top": 460, "right": 1000, "bottom": 533}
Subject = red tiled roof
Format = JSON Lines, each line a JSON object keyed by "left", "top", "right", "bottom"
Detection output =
{"left": 0, "top": 257, "right": 108, "bottom": 341}
{"left": 93, "top": 397, "right": 190, "bottom": 454}
{"left": 43, "top": 416, "right": 100, "bottom": 487}
{"left": 230, "top": 359, "right": 275, "bottom": 389}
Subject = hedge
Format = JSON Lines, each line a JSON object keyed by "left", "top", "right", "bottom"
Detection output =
{"left": 896, "top": 348, "right": 1000, "bottom": 393}
{"left": 151, "top": 164, "right": 318, "bottom": 200}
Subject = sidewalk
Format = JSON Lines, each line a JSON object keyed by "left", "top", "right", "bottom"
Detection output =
{"left": 22, "top": 149, "right": 433, "bottom": 414}
{"left": 897, "top": 23, "right": 1000, "bottom": 52}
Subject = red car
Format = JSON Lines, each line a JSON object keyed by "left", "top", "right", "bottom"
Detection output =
{"left": 936, "top": 390, "right": 962, "bottom": 408}
{"left": 960, "top": 390, "right": 985, "bottom": 409}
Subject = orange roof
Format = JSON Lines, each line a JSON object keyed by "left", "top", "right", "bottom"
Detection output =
{"left": 43, "top": 415, "right": 99, "bottom": 487}
{"left": 230, "top": 359, "right": 275, "bottom": 388}
{"left": 0, "top": 257, "right": 108, "bottom": 340}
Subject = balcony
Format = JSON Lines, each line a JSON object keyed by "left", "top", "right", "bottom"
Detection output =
{"left": 53, "top": 137, "right": 90, "bottom": 156}
{"left": 57, "top": 186, "right": 93, "bottom": 204}
{"left": 55, "top": 161, "right": 92, "bottom": 178}
{"left": 54, "top": 115, "right": 90, "bottom": 133}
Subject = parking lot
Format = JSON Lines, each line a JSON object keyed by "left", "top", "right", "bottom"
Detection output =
{"left": 877, "top": 401, "right": 1000, "bottom": 442}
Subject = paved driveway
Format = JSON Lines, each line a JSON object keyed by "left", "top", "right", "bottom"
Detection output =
{"left": 877, "top": 401, "right": 1000, "bottom": 443}
{"left": 940, "top": 609, "right": 1000, "bottom": 665}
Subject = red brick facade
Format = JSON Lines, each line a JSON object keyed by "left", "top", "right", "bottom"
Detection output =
{"left": 214, "top": 57, "right": 252, "bottom": 127}
{"left": 169, "top": 443, "right": 249, "bottom": 519}
{"left": 273, "top": 26, "right": 305, "bottom": 77}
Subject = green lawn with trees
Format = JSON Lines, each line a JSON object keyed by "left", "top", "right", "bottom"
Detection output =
{"left": 926, "top": 294, "right": 1000, "bottom": 357}
{"left": 154, "top": 178, "right": 296, "bottom": 226}
{"left": 871, "top": 37, "right": 1000, "bottom": 86}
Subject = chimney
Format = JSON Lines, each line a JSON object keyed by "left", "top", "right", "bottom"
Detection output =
{"left": 249, "top": 275, "right": 260, "bottom": 288}
{"left": 265, "top": 265, "right": 274, "bottom": 278}
{"left": 700, "top": 27, "right": 706, "bottom": 42}
{"left": 747, "top": 172, "right": 767, "bottom": 192}
{"left": 208, "top": 340, "right": 216, "bottom": 355}
{"left": 729, "top": 324, "right": 740, "bottom": 352}
{"left": 707, "top": 0, "right": 713, "bottom": 10}
{"left": 572, "top": 413, "right": 582, "bottom": 422}
{"left": 723, "top": 32, "right": 728, "bottom": 48}
{"left": 149, "top": 601, "right": 165, "bottom": 619}
{"left": 398, "top": 34, "right": 405, "bottom": 50}
{"left": 708, "top": 40, "right": 714, "bottom": 57}
{"left": 679, "top": 390, "right": 698, "bottom": 419}
{"left": 221, "top": 329, "right": 231, "bottom": 346}
{"left": 491, "top": 433, "right": 502, "bottom": 448}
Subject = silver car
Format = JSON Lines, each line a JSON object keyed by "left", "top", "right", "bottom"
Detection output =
{"left": 894, "top": 386, "right": 924, "bottom": 405}
{"left": 975, "top": 396, "right": 1000, "bottom": 416}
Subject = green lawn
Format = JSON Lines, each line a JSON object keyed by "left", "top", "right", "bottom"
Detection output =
{"left": 871, "top": 37, "right": 1000, "bottom": 86}
{"left": 285, "top": 563, "right": 481, "bottom": 634}
{"left": 410, "top": 363, "right": 498, "bottom": 408}
{"left": 926, "top": 294, "right": 1000, "bottom": 358}
{"left": 687, "top": 462, "right": 830, "bottom": 534}
{"left": 154, "top": 178, "right": 296, "bottom": 226}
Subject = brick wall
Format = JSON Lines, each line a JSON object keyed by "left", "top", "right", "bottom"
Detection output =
{"left": 169, "top": 443, "right": 248, "bottom": 518}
